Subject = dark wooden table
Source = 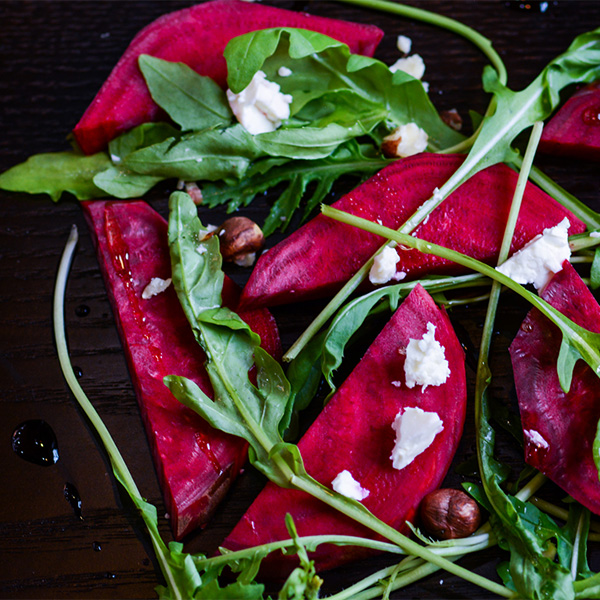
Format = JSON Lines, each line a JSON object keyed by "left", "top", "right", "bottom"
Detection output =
{"left": 1, "top": 1, "right": 600, "bottom": 598}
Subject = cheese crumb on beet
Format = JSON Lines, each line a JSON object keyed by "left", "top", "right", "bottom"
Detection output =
{"left": 331, "top": 470, "right": 370, "bottom": 501}
{"left": 496, "top": 217, "right": 571, "bottom": 290}
{"left": 369, "top": 244, "right": 400, "bottom": 284}
{"left": 390, "top": 407, "right": 444, "bottom": 470}
{"left": 141, "top": 277, "right": 172, "bottom": 299}
{"left": 403, "top": 322, "right": 450, "bottom": 390}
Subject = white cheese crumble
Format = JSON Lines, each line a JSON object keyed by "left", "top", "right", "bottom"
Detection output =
{"left": 524, "top": 429, "right": 549, "bottom": 450}
{"left": 278, "top": 66, "right": 292, "bottom": 77}
{"left": 331, "top": 470, "right": 370, "bottom": 501}
{"left": 590, "top": 231, "right": 600, "bottom": 238}
{"left": 226, "top": 70, "right": 292, "bottom": 135}
{"left": 396, "top": 34, "right": 412, "bottom": 54}
{"left": 369, "top": 245, "right": 400, "bottom": 284}
{"left": 142, "top": 277, "right": 172, "bottom": 300}
{"left": 383, "top": 123, "right": 428, "bottom": 157}
{"left": 495, "top": 217, "right": 571, "bottom": 290}
{"left": 390, "top": 54, "right": 425, "bottom": 80}
{"left": 404, "top": 322, "right": 450, "bottom": 390}
{"left": 390, "top": 407, "right": 444, "bottom": 470}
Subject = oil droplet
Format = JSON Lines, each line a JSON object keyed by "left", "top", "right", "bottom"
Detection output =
{"left": 64, "top": 482, "right": 83, "bottom": 520}
{"left": 75, "top": 304, "right": 90, "bottom": 317}
{"left": 12, "top": 420, "right": 59, "bottom": 466}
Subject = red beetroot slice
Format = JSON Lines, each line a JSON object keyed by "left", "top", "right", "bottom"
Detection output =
{"left": 539, "top": 82, "right": 600, "bottom": 161}
{"left": 82, "top": 199, "right": 281, "bottom": 539}
{"left": 72, "top": 0, "right": 384, "bottom": 155}
{"left": 510, "top": 261, "right": 600, "bottom": 515}
{"left": 240, "top": 153, "right": 587, "bottom": 309}
{"left": 223, "top": 284, "right": 467, "bottom": 576}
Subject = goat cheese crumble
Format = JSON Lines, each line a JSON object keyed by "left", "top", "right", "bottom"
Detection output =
{"left": 396, "top": 34, "right": 412, "bottom": 54}
{"left": 226, "top": 70, "right": 292, "bottom": 135}
{"left": 390, "top": 54, "right": 426, "bottom": 80}
{"left": 142, "top": 277, "right": 172, "bottom": 300}
{"left": 404, "top": 322, "right": 450, "bottom": 390}
{"left": 369, "top": 244, "right": 400, "bottom": 284}
{"left": 383, "top": 123, "right": 428, "bottom": 157}
{"left": 331, "top": 470, "right": 370, "bottom": 501}
{"left": 390, "top": 407, "right": 444, "bottom": 470}
{"left": 495, "top": 217, "right": 571, "bottom": 290}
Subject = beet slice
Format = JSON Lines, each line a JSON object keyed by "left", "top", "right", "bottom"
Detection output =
{"left": 510, "top": 261, "right": 600, "bottom": 515}
{"left": 539, "top": 82, "right": 600, "bottom": 161}
{"left": 72, "top": 0, "right": 383, "bottom": 155}
{"left": 240, "top": 153, "right": 587, "bottom": 309}
{"left": 222, "top": 284, "right": 467, "bottom": 576}
{"left": 82, "top": 199, "right": 281, "bottom": 539}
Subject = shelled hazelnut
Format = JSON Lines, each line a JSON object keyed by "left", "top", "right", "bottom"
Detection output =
{"left": 419, "top": 488, "right": 481, "bottom": 540}
{"left": 212, "top": 216, "right": 265, "bottom": 266}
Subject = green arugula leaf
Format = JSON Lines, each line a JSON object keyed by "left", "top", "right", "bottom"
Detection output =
{"left": 139, "top": 55, "right": 233, "bottom": 131}
{"left": 0, "top": 150, "right": 110, "bottom": 201}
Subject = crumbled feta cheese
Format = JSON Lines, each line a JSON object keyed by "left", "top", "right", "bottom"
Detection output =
{"left": 278, "top": 66, "right": 292, "bottom": 77}
{"left": 383, "top": 123, "right": 428, "bottom": 158}
{"left": 524, "top": 429, "right": 549, "bottom": 450}
{"left": 394, "top": 271, "right": 407, "bottom": 282}
{"left": 391, "top": 380, "right": 402, "bottom": 387}
{"left": 226, "top": 70, "right": 293, "bottom": 135}
{"left": 142, "top": 277, "right": 172, "bottom": 300}
{"left": 390, "top": 54, "right": 425, "bottom": 80}
{"left": 404, "top": 322, "right": 450, "bottom": 390}
{"left": 591, "top": 231, "right": 600, "bottom": 238}
{"left": 496, "top": 218, "right": 571, "bottom": 290}
{"left": 331, "top": 470, "right": 370, "bottom": 501}
{"left": 396, "top": 34, "right": 412, "bottom": 55}
{"left": 369, "top": 245, "right": 400, "bottom": 284}
{"left": 390, "top": 407, "right": 444, "bottom": 470}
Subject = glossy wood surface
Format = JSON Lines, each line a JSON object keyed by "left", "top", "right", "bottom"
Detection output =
{"left": 1, "top": 1, "right": 600, "bottom": 598}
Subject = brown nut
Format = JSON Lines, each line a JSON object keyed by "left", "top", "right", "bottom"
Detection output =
{"left": 419, "top": 488, "right": 481, "bottom": 540}
{"left": 440, "top": 109, "right": 463, "bottom": 132}
{"left": 214, "top": 216, "right": 265, "bottom": 264}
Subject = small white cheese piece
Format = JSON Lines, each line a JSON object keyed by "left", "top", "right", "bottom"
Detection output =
{"left": 331, "top": 470, "right": 370, "bottom": 501}
{"left": 278, "top": 66, "right": 292, "bottom": 77}
{"left": 390, "top": 407, "right": 444, "bottom": 470}
{"left": 389, "top": 54, "right": 426, "bottom": 80}
{"left": 404, "top": 322, "right": 450, "bottom": 390}
{"left": 383, "top": 123, "right": 428, "bottom": 158}
{"left": 369, "top": 244, "right": 400, "bottom": 284}
{"left": 496, "top": 217, "right": 571, "bottom": 290}
{"left": 226, "top": 70, "right": 293, "bottom": 135}
{"left": 142, "top": 277, "right": 172, "bottom": 300}
{"left": 524, "top": 429, "right": 549, "bottom": 450}
{"left": 590, "top": 231, "right": 600, "bottom": 238}
{"left": 396, "top": 34, "right": 412, "bottom": 54}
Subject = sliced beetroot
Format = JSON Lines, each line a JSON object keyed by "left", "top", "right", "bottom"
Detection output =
{"left": 240, "top": 153, "right": 587, "bottom": 309}
{"left": 72, "top": 0, "right": 383, "bottom": 155}
{"left": 222, "top": 284, "right": 467, "bottom": 576}
{"left": 510, "top": 261, "right": 600, "bottom": 515}
{"left": 82, "top": 199, "right": 281, "bottom": 539}
{"left": 539, "top": 82, "right": 600, "bottom": 161}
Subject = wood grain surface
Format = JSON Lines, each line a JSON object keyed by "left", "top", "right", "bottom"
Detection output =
{"left": 1, "top": 1, "right": 600, "bottom": 598}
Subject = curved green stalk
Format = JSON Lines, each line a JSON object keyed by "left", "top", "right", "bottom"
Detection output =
{"left": 53, "top": 226, "right": 182, "bottom": 600}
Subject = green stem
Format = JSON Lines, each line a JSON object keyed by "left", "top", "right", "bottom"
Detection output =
{"left": 336, "top": 0, "right": 507, "bottom": 86}
{"left": 53, "top": 226, "right": 181, "bottom": 599}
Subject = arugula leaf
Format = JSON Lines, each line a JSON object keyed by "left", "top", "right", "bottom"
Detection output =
{"left": 0, "top": 150, "right": 110, "bottom": 201}
{"left": 139, "top": 55, "right": 233, "bottom": 131}
{"left": 225, "top": 27, "right": 463, "bottom": 151}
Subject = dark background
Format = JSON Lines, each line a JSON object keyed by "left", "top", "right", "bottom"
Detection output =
{"left": 1, "top": 1, "right": 600, "bottom": 598}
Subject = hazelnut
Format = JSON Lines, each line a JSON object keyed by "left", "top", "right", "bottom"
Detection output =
{"left": 419, "top": 488, "right": 481, "bottom": 540}
{"left": 439, "top": 109, "right": 463, "bottom": 132}
{"left": 213, "top": 216, "right": 264, "bottom": 265}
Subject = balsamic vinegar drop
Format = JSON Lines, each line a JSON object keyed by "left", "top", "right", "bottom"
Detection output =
{"left": 11, "top": 420, "right": 59, "bottom": 466}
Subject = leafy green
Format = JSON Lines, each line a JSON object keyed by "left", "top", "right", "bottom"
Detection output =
{"left": 139, "top": 54, "right": 233, "bottom": 131}
{"left": 0, "top": 150, "right": 111, "bottom": 201}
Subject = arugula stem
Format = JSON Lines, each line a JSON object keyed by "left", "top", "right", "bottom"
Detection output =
{"left": 336, "top": 0, "right": 507, "bottom": 86}
{"left": 53, "top": 226, "right": 181, "bottom": 599}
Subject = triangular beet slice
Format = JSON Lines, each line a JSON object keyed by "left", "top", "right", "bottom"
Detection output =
{"left": 539, "top": 82, "right": 600, "bottom": 161}
{"left": 510, "top": 262, "right": 600, "bottom": 515}
{"left": 240, "top": 153, "right": 586, "bottom": 309}
{"left": 222, "top": 284, "right": 466, "bottom": 576}
{"left": 82, "top": 199, "right": 281, "bottom": 539}
{"left": 72, "top": 0, "right": 383, "bottom": 155}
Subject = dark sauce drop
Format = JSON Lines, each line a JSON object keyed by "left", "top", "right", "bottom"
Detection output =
{"left": 73, "top": 366, "right": 83, "bottom": 378}
{"left": 75, "top": 304, "right": 90, "bottom": 317}
{"left": 12, "top": 420, "right": 59, "bottom": 466}
{"left": 93, "top": 541, "right": 102, "bottom": 552}
{"left": 63, "top": 482, "right": 83, "bottom": 520}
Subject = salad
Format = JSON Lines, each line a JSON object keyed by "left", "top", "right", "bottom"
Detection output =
{"left": 2, "top": 1, "right": 600, "bottom": 599}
